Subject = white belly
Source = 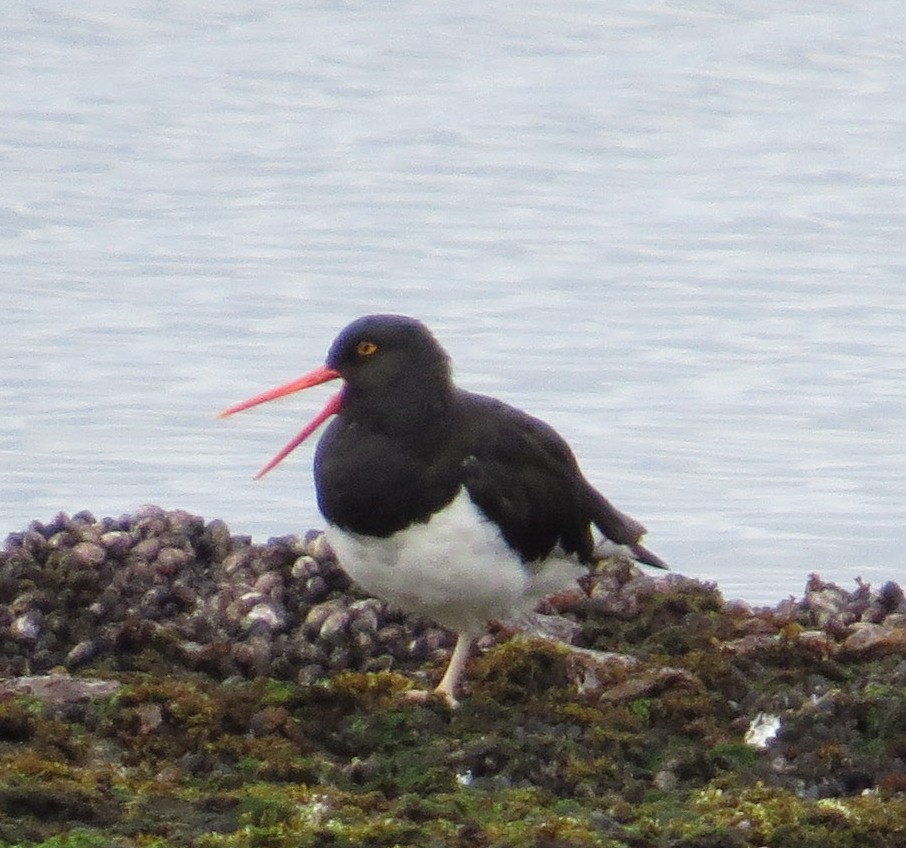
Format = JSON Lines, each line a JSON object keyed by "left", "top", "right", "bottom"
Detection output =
{"left": 325, "top": 488, "right": 586, "bottom": 636}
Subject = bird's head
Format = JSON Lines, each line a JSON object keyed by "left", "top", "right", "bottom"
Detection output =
{"left": 325, "top": 314, "right": 451, "bottom": 400}
{"left": 219, "top": 315, "right": 452, "bottom": 477}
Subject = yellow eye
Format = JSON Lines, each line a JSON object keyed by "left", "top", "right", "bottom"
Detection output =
{"left": 356, "top": 340, "right": 379, "bottom": 357}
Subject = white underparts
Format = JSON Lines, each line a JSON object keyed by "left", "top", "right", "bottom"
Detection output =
{"left": 326, "top": 488, "right": 586, "bottom": 636}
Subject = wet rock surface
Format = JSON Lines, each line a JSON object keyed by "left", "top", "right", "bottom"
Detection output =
{"left": 1, "top": 507, "right": 905, "bottom": 847}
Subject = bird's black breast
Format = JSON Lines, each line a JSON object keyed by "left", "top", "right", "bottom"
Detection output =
{"left": 314, "top": 416, "right": 461, "bottom": 538}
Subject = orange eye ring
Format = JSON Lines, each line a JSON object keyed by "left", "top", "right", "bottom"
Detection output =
{"left": 356, "top": 340, "right": 379, "bottom": 357}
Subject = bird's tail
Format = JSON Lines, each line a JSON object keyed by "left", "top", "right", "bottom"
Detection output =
{"left": 588, "top": 489, "right": 669, "bottom": 570}
{"left": 628, "top": 541, "right": 669, "bottom": 570}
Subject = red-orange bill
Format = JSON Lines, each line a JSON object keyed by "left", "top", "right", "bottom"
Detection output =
{"left": 252, "top": 390, "right": 343, "bottom": 479}
{"left": 219, "top": 365, "right": 343, "bottom": 478}
{"left": 218, "top": 365, "right": 340, "bottom": 418}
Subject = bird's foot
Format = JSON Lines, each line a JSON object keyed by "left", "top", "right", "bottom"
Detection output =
{"left": 400, "top": 686, "right": 459, "bottom": 709}
{"left": 399, "top": 632, "right": 472, "bottom": 709}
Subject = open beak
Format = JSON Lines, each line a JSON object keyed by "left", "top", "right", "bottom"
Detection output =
{"left": 219, "top": 365, "right": 342, "bottom": 478}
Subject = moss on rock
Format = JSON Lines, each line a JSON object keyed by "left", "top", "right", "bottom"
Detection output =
{"left": 1, "top": 510, "right": 906, "bottom": 847}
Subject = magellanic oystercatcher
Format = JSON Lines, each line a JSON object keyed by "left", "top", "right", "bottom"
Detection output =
{"left": 220, "top": 315, "right": 668, "bottom": 706}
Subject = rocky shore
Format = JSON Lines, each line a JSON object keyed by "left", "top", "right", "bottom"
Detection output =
{"left": 1, "top": 506, "right": 905, "bottom": 847}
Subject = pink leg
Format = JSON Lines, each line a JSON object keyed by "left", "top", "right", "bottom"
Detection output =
{"left": 434, "top": 632, "right": 474, "bottom": 707}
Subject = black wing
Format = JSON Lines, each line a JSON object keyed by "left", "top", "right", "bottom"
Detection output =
{"left": 455, "top": 391, "right": 667, "bottom": 568}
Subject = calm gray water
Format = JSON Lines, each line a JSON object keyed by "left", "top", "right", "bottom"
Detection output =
{"left": 2, "top": 2, "right": 904, "bottom": 604}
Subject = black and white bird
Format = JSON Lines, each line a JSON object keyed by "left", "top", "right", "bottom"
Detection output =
{"left": 221, "top": 315, "right": 667, "bottom": 705}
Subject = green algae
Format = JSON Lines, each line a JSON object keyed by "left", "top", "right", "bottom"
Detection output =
{"left": 2, "top": 570, "right": 905, "bottom": 847}
{"left": 1, "top": 657, "right": 904, "bottom": 847}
